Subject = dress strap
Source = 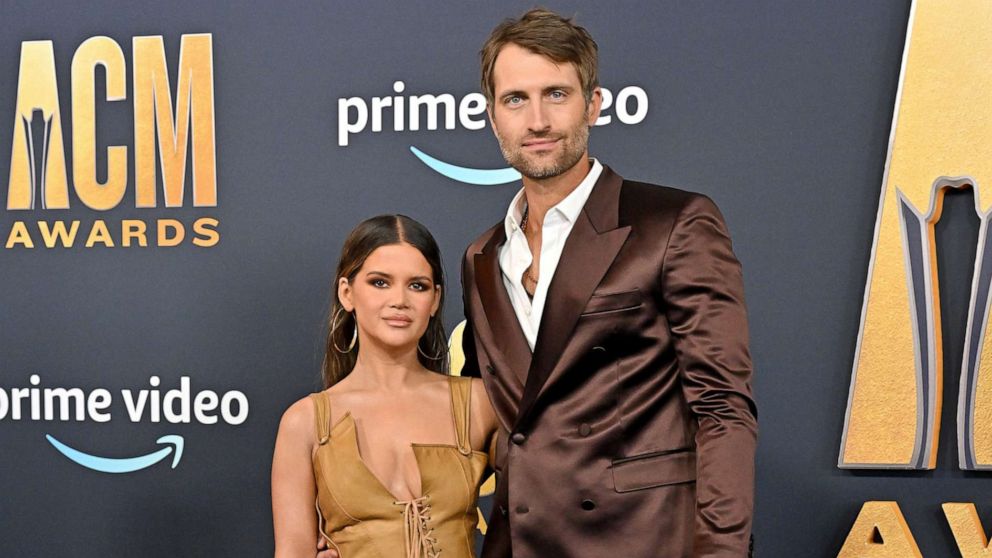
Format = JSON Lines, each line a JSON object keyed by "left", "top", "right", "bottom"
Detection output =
{"left": 310, "top": 392, "right": 332, "bottom": 445}
{"left": 448, "top": 376, "right": 472, "bottom": 455}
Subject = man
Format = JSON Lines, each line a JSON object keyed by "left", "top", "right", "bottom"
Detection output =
{"left": 458, "top": 8, "right": 757, "bottom": 558}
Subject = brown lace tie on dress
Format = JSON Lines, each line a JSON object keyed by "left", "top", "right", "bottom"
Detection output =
{"left": 394, "top": 495, "right": 441, "bottom": 558}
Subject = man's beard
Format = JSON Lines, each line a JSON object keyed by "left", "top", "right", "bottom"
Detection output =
{"left": 497, "top": 122, "right": 589, "bottom": 180}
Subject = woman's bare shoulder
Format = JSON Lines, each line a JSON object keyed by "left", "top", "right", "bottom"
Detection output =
{"left": 278, "top": 393, "right": 318, "bottom": 443}
{"left": 411, "top": 370, "right": 456, "bottom": 396}
{"left": 469, "top": 377, "right": 490, "bottom": 406}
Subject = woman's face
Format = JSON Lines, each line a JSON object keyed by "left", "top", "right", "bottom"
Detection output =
{"left": 338, "top": 242, "right": 441, "bottom": 354}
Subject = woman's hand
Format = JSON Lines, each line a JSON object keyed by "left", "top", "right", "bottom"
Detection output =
{"left": 317, "top": 536, "right": 340, "bottom": 558}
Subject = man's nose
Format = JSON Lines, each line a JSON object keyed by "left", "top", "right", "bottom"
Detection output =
{"left": 526, "top": 101, "right": 550, "bottom": 132}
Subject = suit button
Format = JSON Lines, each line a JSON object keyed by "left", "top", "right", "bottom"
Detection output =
{"left": 486, "top": 364, "right": 495, "bottom": 374}
{"left": 516, "top": 505, "right": 529, "bottom": 514}
{"left": 581, "top": 499, "right": 596, "bottom": 511}
{"left": 511, "top": 432, "right": 527, "bottom": 445}
{"left": 578, "top": 423, "right": 592, "bottom": 437}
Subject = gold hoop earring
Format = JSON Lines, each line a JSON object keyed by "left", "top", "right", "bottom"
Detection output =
{"left": 331, "top": 308, "right": 357, "bottom": 353}
{"left": 418, "top": 329, "right": 448, "bottom": 361}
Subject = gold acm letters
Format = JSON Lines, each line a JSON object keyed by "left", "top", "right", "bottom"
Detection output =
{"left": 943, "top": 504, "right": 992, "bottom": 557}
{"left": 838, "top": 502, "right": 922, "bottom": 557}
{"left": 7, "top": 34, "right": 216, "bottom": 212}
{"left": 133, "top": 34, "right": 216, "bottom": 208}
{"left": 839, "top": 2, "right": 992, "bottom": 552}
{"left": 840, "top": 0, "right": 992, "bottom": 470}
{"left": 839, "top": 502, "right": 992, "bottom": 556}
{"left": 71, "top": 37, "right": 127, "bottom": 210}
{"left": 7, "top": 40, "right": 69, "bottom": 209}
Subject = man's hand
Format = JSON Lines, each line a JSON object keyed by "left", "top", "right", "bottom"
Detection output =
{"left": 317, "top": 536, "right": 339, "bottom": 558}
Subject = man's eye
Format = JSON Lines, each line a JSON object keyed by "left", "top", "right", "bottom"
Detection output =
{"left": 505, "top": 96, "right": 522, "bottom": 105}
{"left": 550, "top": 90, "right": 565, "bottom": 100}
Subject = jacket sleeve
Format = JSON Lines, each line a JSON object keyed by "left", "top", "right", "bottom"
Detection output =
{"left": 661, "top": 194, "right": 757, "bottom": 557}
{"left": 459, "top": 248, "right": 481, "bottom": 378}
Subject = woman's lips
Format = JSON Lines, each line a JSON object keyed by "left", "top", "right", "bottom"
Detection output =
{"left": 383, "top": 315, "right": 413, "bottom": 327}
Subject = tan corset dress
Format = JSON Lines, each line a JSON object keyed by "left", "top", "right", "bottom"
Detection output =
{"left": 310, "top": 376, "right": 488, "bottom": 558}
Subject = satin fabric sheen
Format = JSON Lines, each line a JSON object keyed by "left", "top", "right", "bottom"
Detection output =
{"left": 460, "top": 166, "right": 757, "bottom": 558}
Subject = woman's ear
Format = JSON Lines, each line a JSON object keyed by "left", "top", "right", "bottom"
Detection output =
{"left": 338, "top": 277, "right": 354, "bottom": 312}
{"left": 431, "top": 285, "right": 442, "bottom": 317}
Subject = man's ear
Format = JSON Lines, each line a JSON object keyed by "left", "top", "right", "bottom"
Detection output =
{"left": 586, "top": 87, "right": 603, "bottom": 125}
{"left": 488, "top": 104, "right": 500, "bottom": 138}
{"left": 337, "top": 277, "right": 354, "bottom": 312}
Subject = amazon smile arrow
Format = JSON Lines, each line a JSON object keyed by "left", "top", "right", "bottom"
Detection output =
{"left": 46, "top": 434, "right": 184, "bottom": 474}
{"left": 410, "top": 146, "right": 520, "bottom": 185}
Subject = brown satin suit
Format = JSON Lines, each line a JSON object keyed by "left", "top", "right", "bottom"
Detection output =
{"left": 460, "top": 166, "right": 757, "bottom": 558}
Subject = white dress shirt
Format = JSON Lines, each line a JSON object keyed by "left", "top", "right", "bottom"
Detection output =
{"left": 498, "top": 159, "right": 604, "bottom": 350}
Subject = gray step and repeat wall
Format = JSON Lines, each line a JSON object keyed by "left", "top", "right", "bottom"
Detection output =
{"left": 2, "top": 1, "right": 986, "bottom": 556}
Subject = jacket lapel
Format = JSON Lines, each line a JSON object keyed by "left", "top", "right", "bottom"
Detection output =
{"left": 515, "top": 167, "right": 630, "bottom": 429}
{"left": 473, "top": 227, "right": 532, "bottom": 386}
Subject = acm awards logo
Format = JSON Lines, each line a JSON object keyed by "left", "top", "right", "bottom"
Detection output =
{"left": 3, "top": 33, "right": 219, "bottom": 250}
{"left": 837, "top": 1, "right": 992, "bottom": 555}
{"left": 336, "top": 80, "right": 649, "bottom": 185}
{"left": 838, "top": 4, "right": 992, "bottom": 474}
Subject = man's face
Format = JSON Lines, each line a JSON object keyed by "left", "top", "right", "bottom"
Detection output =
{"left": 489, "top": 43, "right": 601, "bottom": 180}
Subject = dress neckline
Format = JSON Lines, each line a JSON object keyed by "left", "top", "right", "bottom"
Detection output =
{"left": 317, "top": 376, "right": 477, "bottom": 503}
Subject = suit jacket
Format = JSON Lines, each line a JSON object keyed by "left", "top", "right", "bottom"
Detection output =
{"left": 460, "top": 166, "right": 757, "bottom": 558}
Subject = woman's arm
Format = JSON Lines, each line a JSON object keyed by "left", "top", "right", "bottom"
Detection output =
{"left": 469, "top": 378, "right": 498, "bottom": 452}
{"left": 272, "top": 396, "right": 322, "bottom": 558}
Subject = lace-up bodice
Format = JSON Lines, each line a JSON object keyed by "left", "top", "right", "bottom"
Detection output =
{"left": 395, "top": 495, "right": 440, "bottom": 558}
{"left": 311, "top": 376, "right": 488, "bottom": 558}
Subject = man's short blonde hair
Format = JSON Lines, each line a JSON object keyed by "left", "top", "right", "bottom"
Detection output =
{"left": 480, "top": 8, "right": 599, "bottom": 106}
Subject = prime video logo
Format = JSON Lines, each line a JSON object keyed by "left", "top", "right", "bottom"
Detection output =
{"left": 337, "top": 81, "right": 648, "bottom": 185}
{"left": 1, "top": 374, "right": 248, "bottom": 474}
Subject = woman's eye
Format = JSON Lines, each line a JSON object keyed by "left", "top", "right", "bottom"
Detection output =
{"left": 371, "top": 279, "right": 388, "bottom": 288}
{"left": 410, "top": 282, "right": 427, "bottom": 291}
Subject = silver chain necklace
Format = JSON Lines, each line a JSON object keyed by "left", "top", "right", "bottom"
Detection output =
{"left": 519, "top": 204, "right": 539, "bottom": 291}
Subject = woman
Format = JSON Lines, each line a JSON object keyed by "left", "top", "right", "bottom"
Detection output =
{"left": 272, "top": 215, "right": 497, "bottom": 558}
